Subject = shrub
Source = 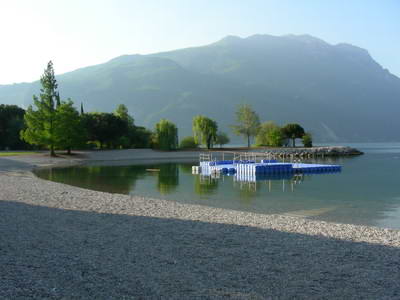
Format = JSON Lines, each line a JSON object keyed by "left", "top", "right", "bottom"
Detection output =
{"left": 302, "top": 132, "right": 313, "bottom": 148}
{"left": 180, "top": 136, "right": 198, "bottom": 149}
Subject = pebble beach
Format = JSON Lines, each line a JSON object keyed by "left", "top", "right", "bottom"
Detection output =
{"left": 1, "top": 149, "right": 399, "bottom": 299}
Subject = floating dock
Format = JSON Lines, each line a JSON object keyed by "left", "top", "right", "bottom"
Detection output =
{"left": 193, "top": 153, "right": 341, "bottom": 177}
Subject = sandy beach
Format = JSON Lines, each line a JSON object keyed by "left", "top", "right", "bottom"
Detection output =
{"left": 1, "top": 149, "right": 400, "bottom": 299}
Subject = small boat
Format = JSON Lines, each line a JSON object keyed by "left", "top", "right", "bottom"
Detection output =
{"left": 146, "top": 168, "right": 160, "bottom": 172}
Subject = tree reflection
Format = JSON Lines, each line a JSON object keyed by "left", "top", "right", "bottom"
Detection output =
{"left": 35, "top": 165, "right": 148, "bottom": 194}
{"left": 194, "top": 175, "right": 219, "bottom": 195}
{"left": 157, "top": 163, "right": 179, "bottom": 195}
{"left": 179, "top": 164, "right": 193, "bottom": 174}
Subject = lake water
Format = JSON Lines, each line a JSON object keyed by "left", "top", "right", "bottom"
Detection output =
{"left": 34, "top": 143, "right": 400, "bottom": 229}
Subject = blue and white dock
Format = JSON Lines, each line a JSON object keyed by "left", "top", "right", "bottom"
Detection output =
{"left": 193, "top": 153, "right": 341, "bottom": 177}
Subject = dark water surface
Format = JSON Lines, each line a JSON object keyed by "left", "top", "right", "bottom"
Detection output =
{"left": 35, "top": 143, "right": 400, "bottom": 229}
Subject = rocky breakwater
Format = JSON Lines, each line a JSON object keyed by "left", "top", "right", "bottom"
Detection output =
{"left": 265, "top": 146, "right": 364, "bottom": 158}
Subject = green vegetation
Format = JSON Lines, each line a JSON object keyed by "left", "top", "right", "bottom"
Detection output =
{"left": 255, "top": 122, "right": 284, "bottom": 147}
{"left": 0, "top": 104, "right": 29, "bottom": 150}
{"left": 192, "top": 115, "right": 218, "bottom": 149}
{"left": 179, "top": 136, "right": 198, "bottom": 149}
{"left": 0, "top": 152, "right": 38, "bottom": 157}
{"left": 215, "top": 132, "right": 230, "bottom": 148}
{"left": 2, "top": 34, "right": 399, "bottom": 142}
{"left": 54, "top": 100, "right": 86, "bottom": 154}
{"left": 83, "top": 112, "right": 128, "bottom": 149}
{"left": 21, "top": 61, "right": 61, "bottom": 156}
{"left": 16, "top": 61, "right": 159, "bottom": 153}
{"left": 231, "top": 104, "right": 260, "bottom": 147}
{"left": 281, "top": 123, "right": 305, "bottom": 147}
{"left": 153, "top": 119, "right": 178, "bottom": 150}
{"left": 2, "top": 62, "right": 316, "bottom": 152}
{"left": 302, "top": 132, "right": 313, "bottom": 147}
{"left": 267, "top": 127, "right": 285, "bottom": 147}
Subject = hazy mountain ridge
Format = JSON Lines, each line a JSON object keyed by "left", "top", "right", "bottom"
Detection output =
{"left": 1, "top": 34, "right": 400, "bottom": 142}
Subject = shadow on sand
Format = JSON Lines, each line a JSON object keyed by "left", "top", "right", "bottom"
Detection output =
{"left": 1, "top": 200, "right": 399, "bottom": 299}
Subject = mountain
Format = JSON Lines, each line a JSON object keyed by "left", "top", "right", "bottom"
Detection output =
{"left": 1, "top": 34, "right": 400, "bottom": 142}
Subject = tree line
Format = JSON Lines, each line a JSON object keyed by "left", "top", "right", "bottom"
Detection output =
{"left": 180, "top": 104, "right": 312, "bottom": 149}
{"left": 0, "top": 61, "right": 312, "bottom": 154}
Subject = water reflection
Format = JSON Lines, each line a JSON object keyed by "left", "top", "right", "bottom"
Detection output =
{"left": 194, "top": 175, "right": 219, "bottom": 195}
{"left": 36, "top": 165, "right": 148, "bottom": 194}
{"left": 34, "top": 148, "right": 400, "bottom": 230}
{"left": 157, "top": 164, "right": 179, "bottom": 195}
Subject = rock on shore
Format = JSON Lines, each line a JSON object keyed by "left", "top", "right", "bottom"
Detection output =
{"left": 264, "top": 146, "right": 363, "bottom": 157}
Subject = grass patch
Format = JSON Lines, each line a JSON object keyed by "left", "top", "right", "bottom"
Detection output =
{"left": 0, "top": 152, "right": 40, "bottom": 157}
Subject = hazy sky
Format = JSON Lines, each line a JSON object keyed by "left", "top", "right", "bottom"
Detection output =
{"left": 0, "top": 0, "right": 399, "bottom": 84}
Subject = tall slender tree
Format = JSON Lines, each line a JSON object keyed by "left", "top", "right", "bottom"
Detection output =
{"left": 21, "top": 61, "right": 60, "bottom": 156}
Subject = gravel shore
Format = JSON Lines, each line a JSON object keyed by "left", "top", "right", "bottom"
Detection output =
{"left": 1, "top": 150, "right": 400, "bottom": 299}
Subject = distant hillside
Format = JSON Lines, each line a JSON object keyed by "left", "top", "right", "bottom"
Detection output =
{"left": 1, "top": 34, "right": 400, "bottom": 142}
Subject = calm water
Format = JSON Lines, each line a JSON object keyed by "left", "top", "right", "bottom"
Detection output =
{"left": 35, "top": 143, "right": 400, "bottom": 229}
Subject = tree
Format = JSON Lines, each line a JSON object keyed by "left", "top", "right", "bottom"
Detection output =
{"left": 21, "top": 61, "right": 60, "bottom": 156}
{"left": 83, "top": 112, "right": 128, "bottom": 149}
{"left": 192, "top": 115, "right": 218, "bottom": 149}
{"left": 114, "top": 104, "right": 136, "bottom": 149}
{"left": 281, "top": 123, "right": 305, "bottom": 147}
{"left": 266, "top": 127, "right": 284, "bottom": 147}
{"left": 215, "top": 132, "right": 230, "bottom": 148}
{"left": 0, "top": 105, "right": 28, "bottom": 150}
{"left": 179, "top": 136, "right": 198, "bottom": 149}
{"left": 134, "top": 126, "right": 153, "bottom": 148}
{"left": 255, "top": 122, "right": 284, "bottom": 147}
{"left": 153, "top": 119, "right": 178, "bottom": 150}
{"left": 54, "top": 100, "right": 86, "bottom": 154}
{"left": 231, "top": 104, "right": 260, "bottom": 147}
{"left": 114, "top": 104, "right": 134, "bottom": 126}
{"left": 302, "top": 132, "right": 313, "bottom": 148}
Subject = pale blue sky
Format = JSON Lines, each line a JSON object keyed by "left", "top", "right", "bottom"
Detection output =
{"left": 0, "top": 0, "right": 399, "bottom": 84}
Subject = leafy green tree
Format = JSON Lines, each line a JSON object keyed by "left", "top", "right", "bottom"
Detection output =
{"left": 153, "top": 119, "right": 178, "bottom": 150}
{"left": 266, "top": 127, "right": 284, "bottom": 147}
{"left": 255, "top": 122, "right": 284, "bottom": 147}
{"left": 114, "top": 104, "right": 137, "bottom": 149}
{"left": 179, "top": 136, "right": 198, "bottom": 149}
{"left": 231, "top": 104, "right": 260, "bottom": 147}
{"left": 134, "top": 126, "right": 153, "bottom": 148}
{"left": 54, "top": 100, "right": 86, "bottom": 154}
{"left": 255, "top": 121, "right": 277, "bottom": 146}
{"left": 282, "top": 123, "right": 305, "bottom": 147}
{"left": 302, "top": 132, "right": 313, "bottom": 148}
{"left": 215, "top": 132, "right": 230, "bottom": 148}
{"left": 114, "top": 104, "right": 134, "bottom": 126}
{"left": 192, "top": 115, "right": 218, "bottom": 149}
{"left": 83, "top": 112, "right": 128, "bottom": 149}
{"left": 21, "top": 61, "right": 60, "bottom": 156}
{"left": 0, "top": 104, "right": 28, "bottom": 150}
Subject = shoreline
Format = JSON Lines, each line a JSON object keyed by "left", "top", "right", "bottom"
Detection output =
{"left": 1, "top": 149, "right": 399, "bottom": 298}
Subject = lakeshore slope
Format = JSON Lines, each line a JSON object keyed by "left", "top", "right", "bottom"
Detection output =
{"left": 0, "top": 149, "right": 399, "bottom": 298}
